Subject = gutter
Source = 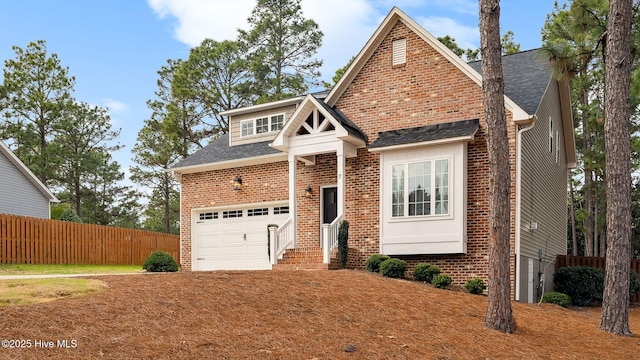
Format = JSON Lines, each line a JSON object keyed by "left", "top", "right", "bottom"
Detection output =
{"left": 514, "top": 115, "right": 537, "bottom": 302}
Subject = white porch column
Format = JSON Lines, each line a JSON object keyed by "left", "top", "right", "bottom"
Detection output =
{"left": 337, "top": 145, "right": 346, "bottom": 217}
{"left": 288, "top": 154, "right": 297, "bottom": 247}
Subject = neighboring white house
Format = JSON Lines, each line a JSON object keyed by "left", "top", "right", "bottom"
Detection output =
{"left": 0, "top": 140, "right": 59, "bottom": 218}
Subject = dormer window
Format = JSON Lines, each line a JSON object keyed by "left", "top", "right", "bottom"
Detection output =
{"left": 240, "top": 113, "right": 285, "bottom": 137}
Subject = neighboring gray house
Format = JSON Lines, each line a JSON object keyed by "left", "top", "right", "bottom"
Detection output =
{"left": 0, "top": 140, "right": 59, "bottom": 218}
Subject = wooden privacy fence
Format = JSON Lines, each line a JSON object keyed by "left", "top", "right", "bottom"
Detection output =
{"left": 0, "top": 214, "right": 179, "bottom": 265}
{"left": 555, "top": 255, "right": 640, "bottom": 303}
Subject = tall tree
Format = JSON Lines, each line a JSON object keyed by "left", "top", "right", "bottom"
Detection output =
{"left": 543, "top": 0, "right": 640, "bottom": 257}
{"left": 0, "top": 40, "right": 75, "bottom": 186}
{"left": 239, "top": 0, "right": 323, "bottom": 102}
{"left": 55, "top": 102, "right": 121, "bottom": 218}
{"left": 480, "top": 0, "right": 516, "bottom": 333}
{"left": 600, "top": 0, "right": 633, "bottom": 336}
{"left": 157, "top": 59, "right": 211, "bottom": 158}
{"left": 130, "top": 114, "right": 181, "bottom": 234}
{"left": 81, "top": 153, "right": 139, "bottom": 226}
{"left": 173, "top": 39, "right": 253, "bottom": 136}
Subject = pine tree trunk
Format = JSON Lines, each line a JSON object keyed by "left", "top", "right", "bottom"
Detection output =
{"left": 582, "top": 68, "right": 594, "bottom": 257}
{"left": 600, "top": 0, "right": 633, "bottom": 336}
{"left": 480, "top": 0, "right": 516, "bottom": 333}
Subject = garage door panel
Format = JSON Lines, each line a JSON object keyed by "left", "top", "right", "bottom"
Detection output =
{"left": 194, "top": 206, "right": 288, "bottom": 271}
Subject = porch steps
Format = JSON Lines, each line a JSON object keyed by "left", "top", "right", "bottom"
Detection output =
{"left": 272, "top": 247, "right": 335, "bottom": 270}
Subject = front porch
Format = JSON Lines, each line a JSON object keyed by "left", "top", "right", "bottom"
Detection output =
{"left": 267, "top": 94, "right": 367, "bottom": 268}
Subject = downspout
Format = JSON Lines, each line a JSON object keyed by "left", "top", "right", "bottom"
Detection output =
{"left": 515, "top": 116, "right": 536, "bottom": 301}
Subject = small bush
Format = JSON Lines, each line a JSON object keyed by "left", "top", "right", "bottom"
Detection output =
{"left": 365, "top": 254, "right": 391, "bottom": 273}
{"left": 541, "top": 292, "right": 572, "bottom": 308}
{"left": 143, "top": 251, "right": 178, "bottom": 272}
{"left": 380, "top": 258, "right": 407, "bottom": 278}
{"left": 630, "top": 270, "right": 640, "bottom": 298}
{"left": 465, "top": 278, "right": 486, "bottom": 294}
{"left": 338, "top": 220, "right": 349, "bottom": 269}
{"left": 413, "top": 263, "right": 441, "bottom": 283}
{"left": 432, "top": 273, "right": 453, "bottom": 289}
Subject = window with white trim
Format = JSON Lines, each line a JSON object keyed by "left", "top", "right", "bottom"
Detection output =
{"left": 274, "top": 206, "right": 289, "bottom": 214}
{"left": 223, "top": 210, "right": 243, "bottom": 218}
{"left": 248, "top": 208, "right": 268, "bottom": 217}
{"left": 392, "top": 159, "right": 449, "bottom": 217}
{"left": 256, "top": 117, "right": 269, "bottom": 134}
{"left": 240, "top": 114, "right": 286, "bottom": 137}
{"left": 241, "top": 120, "right": 254, "bottom": 137}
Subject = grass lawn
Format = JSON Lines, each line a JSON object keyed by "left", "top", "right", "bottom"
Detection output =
{"left": 0, "top": 278, "right": 107, "bottom": 306}
{"left": 0, "top": 263, "right": 143, "bottom": 275}
{"left": 1, "top": 270, "right": 639, "bottom": 359}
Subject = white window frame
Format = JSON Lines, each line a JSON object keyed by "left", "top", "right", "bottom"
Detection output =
{"left": 241, "top": 119, "right": 254, "bottom": 137}
{"left": 391, "top": 157, "right": 451, "bottom": 219}
{"left": 240, "top": 113, "right": 286, "bottom": 137}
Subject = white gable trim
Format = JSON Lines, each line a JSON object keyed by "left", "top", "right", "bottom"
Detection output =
{"left": 325, "top": 6, "right": 531, "bottom": 122}
{"left": 0, "top": 140, "right": 59, "bottom": 203}
{"left": 271, "top": 94, "right": 366, "bottom": 153}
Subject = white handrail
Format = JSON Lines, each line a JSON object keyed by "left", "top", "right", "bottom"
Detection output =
{"left": 269, "top": 217, "right": 293, "bottom": 265}
{"left": 322, "top": 214, "right": 344, "bottom": 263}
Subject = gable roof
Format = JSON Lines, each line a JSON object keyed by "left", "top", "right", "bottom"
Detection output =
{"left": 468, "top": 49, "right": 551, "bottom": 115}
{"left": 369, "top": 119, "right": 479, "bottom": 151}
{"left": 271, "top": 94, "right": 368, "bottom": 152}
{"left": 0, "top": 140, "right": 59, "bottom": 202}
{"left": 325, "top": 6, "right": 532, "bottom": 123}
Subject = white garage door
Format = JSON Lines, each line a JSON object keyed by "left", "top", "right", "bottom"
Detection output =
{"left": 193, "top": 205, "right": 289, "bottom": 271}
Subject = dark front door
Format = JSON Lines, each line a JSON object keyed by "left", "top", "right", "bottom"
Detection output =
{"left": 322, "top": 187, "right": 338, "bottom": 224}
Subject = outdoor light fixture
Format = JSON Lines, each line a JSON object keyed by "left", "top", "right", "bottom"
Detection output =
{"left": 304, "top": 185, "right": 313, "bottom": 198}
{"left": 233, "top": 176, "right": 243, "bottom": 191}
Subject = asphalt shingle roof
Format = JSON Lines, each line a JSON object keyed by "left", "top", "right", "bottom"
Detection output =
{"left": 172, "top": 133, "right": 280, "bottom": 169}
{"left": 467, "top": 48, "right": 551, "bottom": 114}
{"left": 368, "top": 119, "right": 479, "bottom": 149}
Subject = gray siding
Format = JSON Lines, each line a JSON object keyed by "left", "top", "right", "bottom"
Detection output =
{"left": 230, "top": 105, "right": 297, "bottom": 146}
{"left": 0, "top": 153, "right": 51, "bottom": 218}
{"left": 518, "top": 80, "right": 569, "bottom": 301}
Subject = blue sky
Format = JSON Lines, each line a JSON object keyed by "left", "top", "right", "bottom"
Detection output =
{"left": 0, "top": 0, "right": 564, "bottom": 192}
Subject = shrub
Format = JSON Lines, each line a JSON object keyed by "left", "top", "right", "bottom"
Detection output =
{"left": 412, "top": 263, "right": 441, "bottom": 283}
{"left": 338, "top": 220, "right": 349, "bottom": 269}
{"left": 465, "top": 278, "right": 486, "bottom": 294}
{"left": 630, "top": 270, "right": 640, "bottom": 298}
{"left": 554, "top": 266, "right": 604, "bottom": 306}
{"left": 380, "top": 258, "right": 407, "bottom": 278}
{"left": 365, "top": 254, "right": 391, "bottom": 273}
{"left": 555, "top": 266, "right": 640, "bottom": 306}
{"left": 431, "top": 273, "right": 453, "bottom": 289}
{"left": 541, "top": 292, "right": 572, "bottom": 308}
{"left": 143, "top": 251, "right": 178, "bottom": 272}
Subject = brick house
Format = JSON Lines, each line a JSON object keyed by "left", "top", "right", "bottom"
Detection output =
{"left": 171, "top": 7, "right": 575, "bottom": 303}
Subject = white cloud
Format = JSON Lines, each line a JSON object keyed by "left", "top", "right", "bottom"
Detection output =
{"left": 147, "top": 0, "right": 255, "bottom": 46}
{"left": 103, "top": 98, "right": 129, "bottom": 113}
{"left": 145, "top": 0, "right": 479, "bottom": 82}
{"left": 417, "top": 16, "right": 479, "bottom": 50}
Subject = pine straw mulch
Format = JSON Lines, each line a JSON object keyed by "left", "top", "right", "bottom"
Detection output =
{"left": 1, "top": 270, "right": 640, "bottom": 359}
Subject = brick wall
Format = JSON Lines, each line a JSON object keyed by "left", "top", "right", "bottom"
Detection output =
{"left": 334, "top": 20, "right": 518, "bottom": 288}
{"left": 180, "top": 162, "right": 289, "bottom": 270}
